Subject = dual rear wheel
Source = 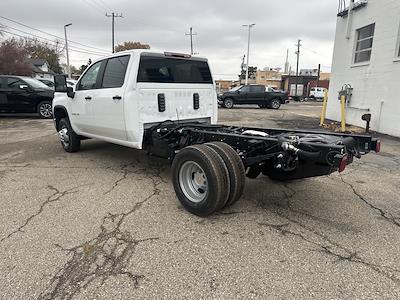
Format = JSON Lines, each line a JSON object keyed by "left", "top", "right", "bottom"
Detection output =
{"left": 171, "top": 142, "right": 246, "bottom": 216}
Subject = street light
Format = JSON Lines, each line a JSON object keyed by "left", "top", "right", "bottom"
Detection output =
{"left": 242, "top": 24, "right": 255, "bottom": 85}
{"left": 64, "top": 23, "right": 72, "bottom": 79}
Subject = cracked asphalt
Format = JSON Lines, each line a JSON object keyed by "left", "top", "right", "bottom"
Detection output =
{"left": 1, "top": 102, "right": 399, "bottom": 299}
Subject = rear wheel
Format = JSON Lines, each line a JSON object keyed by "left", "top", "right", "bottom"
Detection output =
{"left": 223, "top": 98, "right": 234, "bottom": 109}
{"left": 58, "top": 118, "right": 80, "bottom": 153}
{"left": 270, "top": 98, "right": 281, "bottom": 109}
{"left": 37, "top": 101, "right": 53, "bottom": 118}
{"left": 171, "top": 145, "right": 230, "bottom": 216}
{"left": 205, "top": 142, "right": 245, "bottom": 207}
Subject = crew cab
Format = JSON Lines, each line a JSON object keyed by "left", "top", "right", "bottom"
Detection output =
{"left": 53, "top": 50, "right": 380, "bottom": 217}
{"left": 218, "top": 84, "right": 289, "bottom": 109}
{"left": 0, "top": 75, "right": 54, "bottom": 118}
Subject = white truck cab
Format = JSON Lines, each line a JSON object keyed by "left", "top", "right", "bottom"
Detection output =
{"left": 53, "top": 50, "right": 217, "bottom": 150}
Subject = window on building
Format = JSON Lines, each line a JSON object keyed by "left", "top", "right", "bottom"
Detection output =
{"left": 354, "top": 23, "right": 375, "bottom": 64}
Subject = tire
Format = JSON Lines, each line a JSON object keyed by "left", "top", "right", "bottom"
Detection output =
{"left": 58, "top": 118, "right": 81, "bottom": 153}
{"left": 223, "top": 98, "right": 234, "bottom": 109}
{"left": 37, "top": 101, "right": 53, "bottom": 119}
{"left": 270, "top": 98, "right": 281, "bottom": 109}
{"left": 171, "top": 145, "right": 230, "bottom": 216}
{"left": 205, "top": 142, "right": 245, "bottom": 207}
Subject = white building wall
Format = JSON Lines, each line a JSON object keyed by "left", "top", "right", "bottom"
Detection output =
{"left": 327, "top": 0, "right": 400, "bottom": 137}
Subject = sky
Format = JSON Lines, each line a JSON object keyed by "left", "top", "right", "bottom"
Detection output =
{"left": 0, "top": 0, "right": 339, "bottom": 80}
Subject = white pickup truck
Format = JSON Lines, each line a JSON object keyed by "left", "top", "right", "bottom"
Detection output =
{"left": 53, "top": 50, "right": 380, "bottom": 216}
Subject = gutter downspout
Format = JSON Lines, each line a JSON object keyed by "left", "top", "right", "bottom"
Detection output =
{"left": 346, "top": 0, "right": 355, "bottom": 39}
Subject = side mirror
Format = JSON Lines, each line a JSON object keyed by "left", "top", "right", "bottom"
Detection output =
{"left": 54, "top": 74, "right": 68, "bottom": 93}
{"left": 237, "top": 90, "right": 241, "bottom": 94}
{"left": 67, "top": 87, "right": 75, "bottom": 98}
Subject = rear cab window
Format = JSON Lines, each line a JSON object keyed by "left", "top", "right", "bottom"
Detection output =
{"left": 137, "top": 54, "right": 213, "bottom": 84}
{"left": 102, "top": 55, "right": 130, "bottom": 88}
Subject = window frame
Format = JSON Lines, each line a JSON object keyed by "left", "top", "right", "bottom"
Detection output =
{"left": 100, "top": 55, "right": 131, "bottom": 89}
{"left": 76, "top": 60, "right": 105, "bottom": 91}
{"left": 353, "top": 23, "right": 375, "bottom": 65}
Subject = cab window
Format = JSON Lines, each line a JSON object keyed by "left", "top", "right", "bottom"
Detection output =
{"left": 101, "top": 55, "right": 130, "bottom": 88}
{"left": 7, "top": 78, "right": 26, "bottom": 89}
{"left": 77, "top": 61, "right": 102, "bottom": 90}
{"left": 250, "top": 85, "right": 265, "bottom": 93}
{"left": 240, "top": 86, "right": 251, "bottom": 93}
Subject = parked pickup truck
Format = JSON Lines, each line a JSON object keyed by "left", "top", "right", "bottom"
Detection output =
{"left": 53, "top": 50, "right": 380, "bottom": 217}
{"left": 218, "top": 84, "right": 289, "bottom": 109}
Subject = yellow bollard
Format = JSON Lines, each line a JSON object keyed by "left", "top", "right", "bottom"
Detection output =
{"left": 340, "top": 95, "right": 346, "bottom": 132}
{"left": 319, "top": 90, "right": 328, "bottom": 126}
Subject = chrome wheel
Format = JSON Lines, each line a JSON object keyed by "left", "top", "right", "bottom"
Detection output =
{"left": 179, "top": 161, "right": 208, "bottom": 203}
{"left": 39, "top": 103, "right": 53, "bottom": 118}
{"left": 224, "top": 99, "right": 234, "bottom": 109}
{"left": 271, "top": 99, "right": 281, "bottom": 109}
{"left": 58, "top": 127, "right": 70, "bottom": 148}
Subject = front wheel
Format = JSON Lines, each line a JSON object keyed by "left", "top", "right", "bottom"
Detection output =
{"left": 270, "top": 98, "right": 281, "bottom": 109}
{"left": 37, "top": 101, "right": 53, "bottom": 119}
{"left": 223, "top": 98, "right": 234, "bottom": 109}
{"left": 58, "top": 118, "right": 81, "bottom": 153}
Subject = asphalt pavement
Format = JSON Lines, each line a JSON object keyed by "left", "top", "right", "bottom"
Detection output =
{"left": 0, "top": 102, "right": 399, "bottom": 299}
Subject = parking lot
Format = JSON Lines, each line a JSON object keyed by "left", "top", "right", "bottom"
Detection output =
{"left": 1, "top": 102, "right": 400, "bottom": 299}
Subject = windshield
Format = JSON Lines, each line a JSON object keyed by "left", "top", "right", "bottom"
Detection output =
{"left": 23, "top": 77, "right": 52, "bottom": 89}
{"left": 229, "top": 86, "right": 242, "bottom": 92}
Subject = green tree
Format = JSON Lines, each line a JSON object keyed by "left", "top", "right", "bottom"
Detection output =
{"left": 114, "top": 41, "right": 150, "bottom": 52}
{"left": 239, "top": 66, "right": 257, "bottom": 81}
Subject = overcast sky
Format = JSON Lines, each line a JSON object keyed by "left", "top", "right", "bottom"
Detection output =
{"left": 1, "top": 0, "right": 339, "bottom": 79}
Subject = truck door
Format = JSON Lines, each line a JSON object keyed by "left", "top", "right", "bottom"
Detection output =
{"left": 237, "top": 85, "right": 250, "bottom": 104}
{"left": 0, "top": 78, "right": 7, "bottom": 110}
{"left": 248, "top": 85, "right": 265, "bottom": 104}
{"left": 71, "top": 60, "right": 103, "bottom": 134}
{"left": 5, "top": 77, "right": 34, "bottom": 112}
{"left": 89, "top": 55, "right": 130, "bottom": 141}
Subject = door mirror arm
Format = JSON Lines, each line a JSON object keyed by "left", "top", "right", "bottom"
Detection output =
{"left": 67, "top": 87, "right": 75, "bottom": 99}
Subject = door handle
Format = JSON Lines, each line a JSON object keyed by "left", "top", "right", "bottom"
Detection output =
{"left": 85, "top": 96, "right": 92, "bottom": 100}
{"left": 113, "top": 95, "right": 122, "bottom": 100}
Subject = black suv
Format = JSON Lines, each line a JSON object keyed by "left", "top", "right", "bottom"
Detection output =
{"left": 0, "top": 75, "right": 54, "bottom": 118}
{"left": 218, "top": 85, "right": 288, "bottom": 109}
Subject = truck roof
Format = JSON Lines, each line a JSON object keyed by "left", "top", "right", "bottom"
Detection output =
{"left": 91, "top": 49, "right": 208, "bottom": 64}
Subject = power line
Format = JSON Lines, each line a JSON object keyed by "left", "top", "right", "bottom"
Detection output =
{"left": 0, "top": 23, "right": 108, "bottom": 56}
{"left": 0, "top": 15, "right": 110, "bottom": 53}
{"left": 81, "top": 0, "right": 107, "bottom": 15}
{"left": 1, "top": 29, "right": 104, "bottom": 56}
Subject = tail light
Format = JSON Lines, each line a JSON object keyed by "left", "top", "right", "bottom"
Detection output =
{"left": 164, "top": 52, "right": 191, "bottom": 58}
{"left": 338, "top": 154, "right": 348, "bottom": 173}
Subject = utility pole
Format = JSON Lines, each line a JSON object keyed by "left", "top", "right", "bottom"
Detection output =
{"left": 242, "top": 24, "right": 255, "bottom": 85}
{"left": 106, "top": 12, "right": 123, "bottom": 53}
{"left": 316, "top": 63, "right": 321, "bottom": 87}
{"left": 284, "top": 49, "right": 289, "bottom": 74}
{"left": 185, "top": 27, "right": 197, "bottom": 55}
{"left": 64, "top": 23, "right": 72, "bottom": 79}
{"left": 295, "top": 39, "right": 302, "bottom": 98}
